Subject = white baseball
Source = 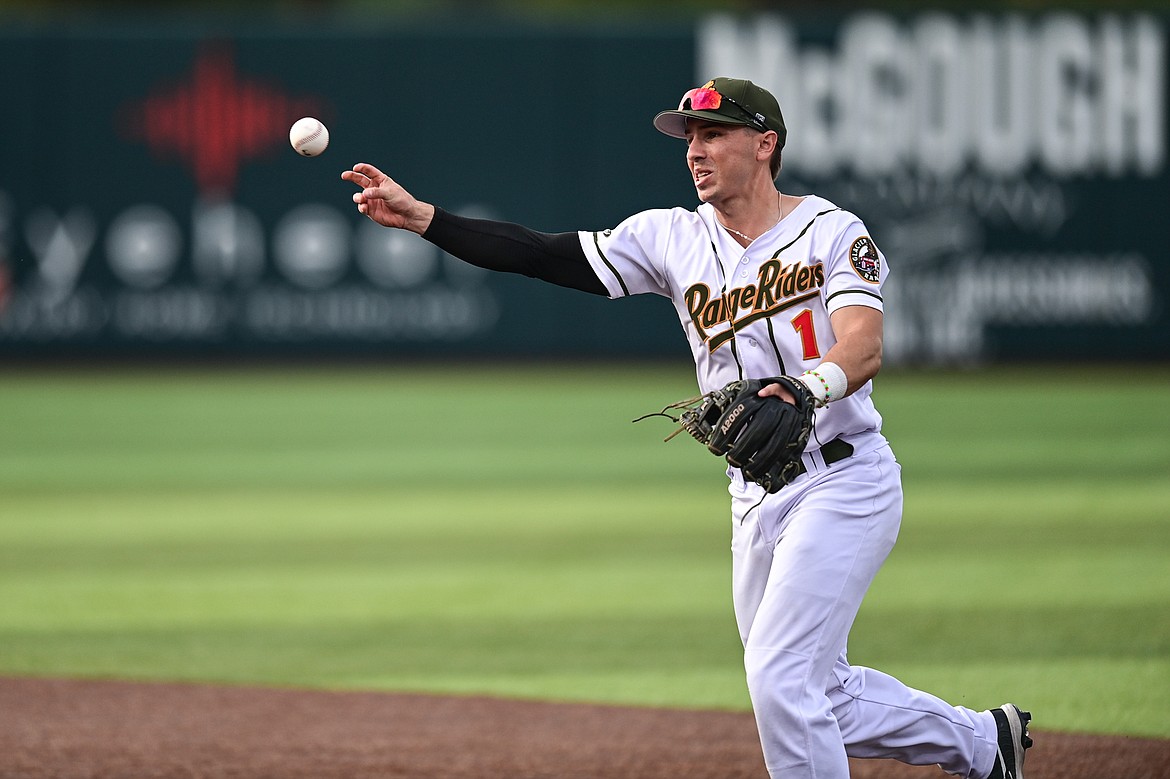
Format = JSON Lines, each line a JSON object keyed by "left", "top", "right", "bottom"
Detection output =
{"left": 289, "top": 117, "right": 329, "bottom": 157}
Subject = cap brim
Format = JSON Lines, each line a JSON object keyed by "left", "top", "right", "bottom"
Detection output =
{"left": 653, "top": 109, "right": 749, "bottom": 139}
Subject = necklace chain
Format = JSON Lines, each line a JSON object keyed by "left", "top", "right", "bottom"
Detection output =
{"left": 724, "top": 225, "right": 756, "bottom": 242}
{"left": 724, "top": 193, "right": 785, "bottom": 244}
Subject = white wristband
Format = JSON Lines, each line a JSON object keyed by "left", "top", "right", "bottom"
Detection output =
{"left": 796, "top": 362, "right": 848, "bottom": 406}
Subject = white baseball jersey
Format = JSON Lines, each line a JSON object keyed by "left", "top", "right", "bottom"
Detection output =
{"left": 576, "top": 196, "right": 1007, "bottom": 779}
{"left": 578, "top": 195, "right": 887, "bottom": 453}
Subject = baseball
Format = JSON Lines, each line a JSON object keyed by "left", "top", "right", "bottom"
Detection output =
{"left": 289, "top": 117, "right": 329, "bottom": 157}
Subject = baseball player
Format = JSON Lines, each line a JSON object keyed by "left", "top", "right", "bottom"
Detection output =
{"left": 342, "top": 77, "right": 1033, "bottom": 779}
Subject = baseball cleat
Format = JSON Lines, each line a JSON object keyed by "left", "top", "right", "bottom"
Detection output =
{"left": 987, "top": 704, "right": 1032, "bottom": 779}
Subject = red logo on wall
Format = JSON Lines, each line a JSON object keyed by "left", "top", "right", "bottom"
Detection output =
{"left": 119, "top": 44, "right": 328, "bottom": 195}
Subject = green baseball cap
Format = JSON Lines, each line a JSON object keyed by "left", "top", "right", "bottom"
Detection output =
{"left": 653, "top": 77, "right": 787, "bottom": 148}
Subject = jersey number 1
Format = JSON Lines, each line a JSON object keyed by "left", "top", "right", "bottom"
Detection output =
{"left": 791, "top": 309, "right": 821, "bottom": 361}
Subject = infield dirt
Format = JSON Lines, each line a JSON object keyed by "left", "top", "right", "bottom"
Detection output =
{"left": 2, "top": 677, "right": 1167, "bottom": 778}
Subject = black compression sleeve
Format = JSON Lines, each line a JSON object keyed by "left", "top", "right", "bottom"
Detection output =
{"left": 421, "top": 207, "right": 608, "bottom": 296}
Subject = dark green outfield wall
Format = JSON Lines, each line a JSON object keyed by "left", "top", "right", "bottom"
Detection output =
{"left": 1, "top": 12, "right": 1166, "bottom": 364}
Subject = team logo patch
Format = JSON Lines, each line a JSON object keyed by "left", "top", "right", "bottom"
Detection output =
{"left": 849, "top": 236, "right": 881, "bottom": 283}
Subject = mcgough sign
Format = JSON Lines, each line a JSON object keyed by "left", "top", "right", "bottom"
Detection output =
{"left": 701, "top": 13, "right": 1165, "bottom": 177}
{"left": 698, "top": 11, "right": 1167, "bottom": 364}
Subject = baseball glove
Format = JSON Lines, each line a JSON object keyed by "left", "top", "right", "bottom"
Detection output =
{"left": 638, "top": 376, "right": 817, "bottom": 493}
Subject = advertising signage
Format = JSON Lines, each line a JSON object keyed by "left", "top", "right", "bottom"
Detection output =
{"left": 0, "top": 13, "right": 1166, "bottom": 364}
{"left": 699, "top": 13, "right": 1168, "bottom": 364}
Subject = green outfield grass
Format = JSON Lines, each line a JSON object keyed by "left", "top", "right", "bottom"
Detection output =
{"left": 0, "top": 364, "right": 1167, "bottom": 738}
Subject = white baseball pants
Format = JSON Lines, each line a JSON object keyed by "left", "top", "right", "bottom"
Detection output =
{"left": 729, "top": 437, "right": 1000, "bottom": 779}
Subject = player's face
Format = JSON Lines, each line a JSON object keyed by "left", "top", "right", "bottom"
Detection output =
{"left": 684, "top": 120, "right": 760, "bottom": 206}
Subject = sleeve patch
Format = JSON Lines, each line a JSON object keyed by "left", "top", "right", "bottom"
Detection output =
{"left": 849, "top": 236, "right": 882, "bottom": 284}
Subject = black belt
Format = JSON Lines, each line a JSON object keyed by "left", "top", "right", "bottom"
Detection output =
{"left": 792, "top": 438, "right": 854, "bottom": 478}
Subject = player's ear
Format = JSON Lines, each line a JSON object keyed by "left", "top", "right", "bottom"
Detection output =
{"left": 757, "top": 130, "right": 779, "bottom": 161}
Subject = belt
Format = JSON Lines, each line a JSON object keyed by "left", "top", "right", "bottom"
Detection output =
{"left": 792, "top": 438, "right": 854, "bottom": 478}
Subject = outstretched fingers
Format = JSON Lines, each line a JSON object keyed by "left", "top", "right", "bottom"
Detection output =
{"left": 341, "top": 164, "right": 381, "bottom": 216}
{"left": 352, "top": 161, "right": 384, "bottom": 180}
{"left": 341, "top": 162, "right": 385, "bottom": 189}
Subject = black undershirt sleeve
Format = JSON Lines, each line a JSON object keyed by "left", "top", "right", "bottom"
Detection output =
{"left": 421, "top": 207, "right": 609, "bottom": 296}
